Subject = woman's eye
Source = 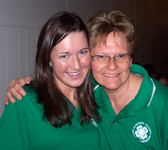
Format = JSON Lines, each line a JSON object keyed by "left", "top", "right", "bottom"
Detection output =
{"left": 60, "top": 55, "right": 68, "bottom": 59}
{"left": 80, "top": 50, "right": 88, "bottom": 55}
{"left": 98, "top": 55, "right": 105, "bottom": 59}
{"left": 118, "top": 54, "right": 125, "bottom": 58}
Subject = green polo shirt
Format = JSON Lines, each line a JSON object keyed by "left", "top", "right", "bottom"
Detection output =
{"left": 92, "top": 64, "right": 168, "bottom": 150}
{"left": 0, "top": 86, "right": 101, "bottom": 150}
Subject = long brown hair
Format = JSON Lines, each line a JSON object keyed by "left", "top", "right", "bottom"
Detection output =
{"left": 33, "top": 11, "right": 99, "bottom": 127}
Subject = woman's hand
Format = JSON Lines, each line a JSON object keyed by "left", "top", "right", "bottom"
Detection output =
{"left": 5, "top": 77, "right": 31, "bottom": 105}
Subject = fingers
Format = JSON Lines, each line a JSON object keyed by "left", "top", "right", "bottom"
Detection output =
{"left": 5, "top": 77, "right": 31, "bottom": 105}
{"left": 25, "top": 77, "right": 31, "bottom": 84}
{"left": 6, "top": 84, "right": 22, "bottom": 98}
{"left": 5, "top": 84, "right": 23, "bottom": 105}
{"left": 5, "top": 95, "right": 16, "bottom": 105}
{"left": 5, "top": 91, "right": 17, "bottom": 105}
{"left": 9, "top": 81, "right": 26, "bottom": 96}
{"left": 19, "top": 77, "right": 31, "bottom": 86}
{"left": 5, "top": 97, "right": 9, "bottom": 105}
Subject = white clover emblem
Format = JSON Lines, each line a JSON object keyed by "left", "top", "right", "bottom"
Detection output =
{"left": 132, "top": 122, "right": 152, "bottom": 143}
{"left": 135, "top": 125, "right": 148, "bottom": 140}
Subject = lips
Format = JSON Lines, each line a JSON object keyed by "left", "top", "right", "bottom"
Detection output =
{"left": 67, "top": 70, "right": 82, "bottom": 76}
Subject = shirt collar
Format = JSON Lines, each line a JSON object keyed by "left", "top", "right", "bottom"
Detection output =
{"left": 130, "top": 64, "right": 156, "bottom": 111}
{"left": 92, "top": 64, "right": 156, "bottom": 114}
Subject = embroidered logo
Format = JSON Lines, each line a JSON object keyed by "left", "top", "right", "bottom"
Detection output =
{"left": 90, "top": 118, "right": 97, "bottom": 128}
{"left": 132, "top": 122, "right": 151, "bottom": 143}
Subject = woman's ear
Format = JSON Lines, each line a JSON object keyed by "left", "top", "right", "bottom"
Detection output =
{"left": 130, "top": 58, "right": 132, "bottom": 67}
{"left": 49, "top": 61, "right": 52, "bottom": 67}
{"left": 49, "top": 61, "right": 53, "bottom": 72}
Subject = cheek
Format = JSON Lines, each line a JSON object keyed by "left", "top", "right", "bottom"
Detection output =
{"left": 81, "top": 56, "right": 91, "bottom": 68}
{"left": 119, "top": 64, "right": 131, "bottom": 80}
{"left": 91, "top": 63, "right": 97, "bottom": 72}
{"left": 119, "top": 60, "right": 132, "bottom": 72}
{"left": 126, "top": 61, "right": 132, "bottom": 72}
{"left": 124, "top": 64, "right": 131, "bottom": 71}
{"left": 91, "top": 61, "right": 102, "bottom": 79}
{"left": 52, "top": 61, "right": 69, "bottom": 73}
{"left": 91, "top": 61, "right": 102, "bottom": 73}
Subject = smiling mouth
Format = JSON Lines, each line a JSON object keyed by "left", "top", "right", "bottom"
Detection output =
{"left": 67, "top": 71, "right": 81, "bottom": 76}
{"left": 104, "top": 73, "right": 119, "bottom": 77}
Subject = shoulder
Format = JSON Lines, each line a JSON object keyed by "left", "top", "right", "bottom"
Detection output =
{"left": 130, "top": 64, "right": 148, "bottom": 76}
{"left": 0, "top": 86, "right": 40, "bottom": 132}
{"left": 153, "top": 78, "right": 168, "bottom": 98}
{"left": 148, "top": 78, "right": 168, "bottom": 114}
{"left": 7, "top": 85, "right": 37, "bottom": 108}
{"left": 22, "top": 85, "right": 37, "bottom": 99}
{"left": 130, "top": 65, "right": 168, "bottom": 106}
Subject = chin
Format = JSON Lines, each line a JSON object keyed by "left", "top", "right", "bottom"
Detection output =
{"left": 103, "top": 83, "right": 120, "bottom": 90}
{"left": 70, "top": 82, "right": 84, "bottom": 88}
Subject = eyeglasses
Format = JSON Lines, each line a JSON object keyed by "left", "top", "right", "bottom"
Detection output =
{"left": 91, "top": 53, "right": 132, "bottom": 64}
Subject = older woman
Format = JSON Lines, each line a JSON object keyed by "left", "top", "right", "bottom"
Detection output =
{"left": 0, "top": 11, "right": 105, "bottom": 150}
{"left": 4, "top": 11, "right": 168, "bottom": 149}
{"left": 87, "top": 11, "right": 168, "bottom": 149}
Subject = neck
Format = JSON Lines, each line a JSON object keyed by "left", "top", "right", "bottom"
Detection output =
{"left": 62, "top": 87, "right": 79, "bottom": 110}
{"left": 103, "top": 73, "right": 143, "bottom": 115}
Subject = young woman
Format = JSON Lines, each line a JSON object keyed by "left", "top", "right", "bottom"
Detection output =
{"left": 0, "top": 11, "right": 104, "bottom": 150}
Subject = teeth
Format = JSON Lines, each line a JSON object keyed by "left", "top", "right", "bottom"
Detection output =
{"left": 68, "top": 71, "right": 81, "bottom": 76}
{"left": 104, "top": 74, "right": 118, "bottom": 77}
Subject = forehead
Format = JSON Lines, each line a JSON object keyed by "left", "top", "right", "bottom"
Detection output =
{"left": 52, "top": 31, "right": 88, "bottom": 54}
{"left": 91, "top": 32, "right": 128, "bottom": 54}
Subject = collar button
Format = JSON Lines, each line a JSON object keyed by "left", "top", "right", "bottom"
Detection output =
{"left": 114, "top": 121, "right": 117, "bottom": 124}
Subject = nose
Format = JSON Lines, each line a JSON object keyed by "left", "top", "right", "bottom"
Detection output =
{"left": 107, "top": 57, "right": 117, "bottom": 70}
{"left": 71, "top": 56, "right": 81, "bottom": 70}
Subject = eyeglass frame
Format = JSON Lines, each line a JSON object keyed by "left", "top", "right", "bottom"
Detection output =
{"left": 91, "top": 53, "right": 132, "bottom": 64}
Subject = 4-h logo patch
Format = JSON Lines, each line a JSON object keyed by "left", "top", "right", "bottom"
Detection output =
{"left": 132, "top": 122, "right": 152, "bottom": 143}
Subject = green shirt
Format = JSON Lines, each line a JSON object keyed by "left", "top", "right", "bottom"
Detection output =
{"left": 92, "top": 64, "right": 168, "bottom": 150}
{"left": 0, "top": 86, "right": 101, "bottom": 150}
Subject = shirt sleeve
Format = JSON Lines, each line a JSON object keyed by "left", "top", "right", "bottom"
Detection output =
{"left": 0, "top": 99, "right": 29, "bottom": 150}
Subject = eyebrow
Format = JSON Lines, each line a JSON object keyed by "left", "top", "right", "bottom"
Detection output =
{"left": 59, "top": 52, "right": 69, "bottom": 54}
{"left": 59, "top": 47, "right": 89, "bottom": 54}
{"left": 80, "top": 47, "right": 89, "bottom": 51}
